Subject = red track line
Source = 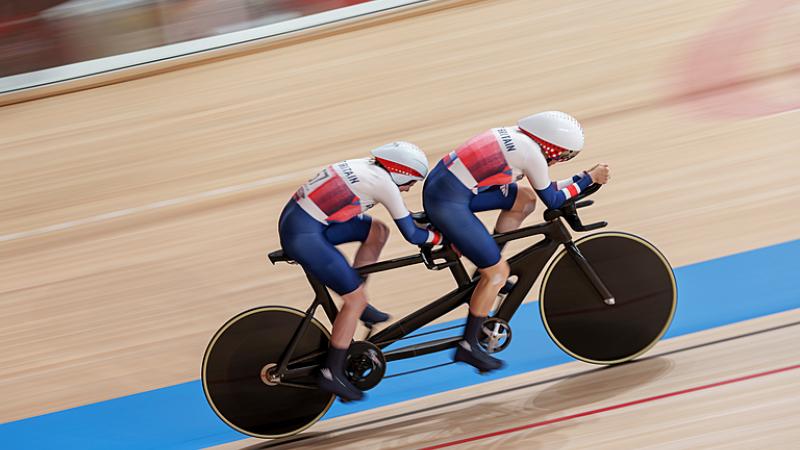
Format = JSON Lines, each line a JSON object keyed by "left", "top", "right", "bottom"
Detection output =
{"left": 420, "top": 364, "right": 800, "bottom": 449}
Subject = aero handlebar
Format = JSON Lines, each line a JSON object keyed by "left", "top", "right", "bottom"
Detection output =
{"left": 543, "top": 183, "right": 607, "bottom": 232}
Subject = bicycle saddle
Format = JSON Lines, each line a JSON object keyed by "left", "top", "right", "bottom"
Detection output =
{"left": 268, "top": 249, "right": 295, "bottom": 265}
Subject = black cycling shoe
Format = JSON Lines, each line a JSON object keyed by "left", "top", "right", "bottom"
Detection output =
{"left": 453, "top": 340, "right": 505, "bottom": 373}
{"left": 360, "top": 304, "right": 390, "bottom": 326}
{"left": 317, "top": 367, "right": 364, "bottom": 402}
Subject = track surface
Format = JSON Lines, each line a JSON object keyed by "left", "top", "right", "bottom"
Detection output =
{"left": 212, "top": 311, "right": 800, "bottom": 449}
{"left": 1, "top": 0, "right": 798, "bottom": 447}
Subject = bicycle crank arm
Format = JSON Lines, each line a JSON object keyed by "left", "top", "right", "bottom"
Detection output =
{"left": 280, "top": 365, "right": 319, "bottom": 380}
{"left": 384, "top": 336, "right": 461, "bottom": 362}
{"left": 276, "top": 381, "right": 318, "bottom": 390}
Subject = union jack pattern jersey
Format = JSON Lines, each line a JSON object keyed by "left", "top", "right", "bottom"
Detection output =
{"left": 441, "top": 127, "right": 591, "bottom": 207}
{"left": 293, "top": 158, "right": 412, "bottom": 224}
{"left": 443, "top": 127, "right": 545, "bottom": 190}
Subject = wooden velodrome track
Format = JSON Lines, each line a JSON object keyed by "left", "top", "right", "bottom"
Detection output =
{"left": 1, "top": 0, "right": 798, "bottom": 447}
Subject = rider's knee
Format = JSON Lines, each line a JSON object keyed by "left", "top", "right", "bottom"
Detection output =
{"left": 369, "top": 220, "right": 390, "bottom": 245}
{"left": 342, "top": 285, "right": 369, "bottom": 308}
{"left": 516, "top": 186, "right": 537, "bottom": 216}
{"left": 480, "top": 259, "right": 510, "bottom": 287}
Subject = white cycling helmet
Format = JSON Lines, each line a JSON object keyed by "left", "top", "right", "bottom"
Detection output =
{"left": 518, "top": 111, "right": 584, "bottom": 162}
{"left": 371, "top": 141, "right": 429, "bottom": 186}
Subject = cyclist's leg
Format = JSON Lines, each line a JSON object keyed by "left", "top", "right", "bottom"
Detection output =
{"left": 322, "top": 283, "right": 368, "bottom": 401}
{"left": 325, "top": 215, "right": 390, "bottom": 324}
{"left": 281, "top": 226, "right": 367, "bottom": 339}
{"left": 424, "top": 173, "right": 506, "bottom": 372}
{"left": 296, "top": 240, "right": 366, "bottom": 401}
{"left": 495, "top": 185, "right": 536, "bottom": 233}
{"left": 468, "top": 184, "right": 533, "bottom": 290}
{"left": 470, "top": 182, "right": 536, "bottom": 236}
{"left": 279, "top": 203, "right": 366, "bottom": 400}
{"left": 354, "top": 220, "right": 389, "bottom": 267}
{"left": 429, "top": 206, "right": 507, "bottom": 372}
{"left": 326, "top": 215, "right": 390, "bottom": 269}
{"left": 469, "top": 183, "right": 518, "bottom": 214}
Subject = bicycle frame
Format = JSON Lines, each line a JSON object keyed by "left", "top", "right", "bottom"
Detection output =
{"left": 275, "top": 215, "right": 614, "bottom": 381}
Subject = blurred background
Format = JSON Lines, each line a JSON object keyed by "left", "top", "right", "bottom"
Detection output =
{"left": 1, "top": 0, "right": 798, "bottom": 448}
{"left": 1, "top": 0, "right": 370, "bottom": 76}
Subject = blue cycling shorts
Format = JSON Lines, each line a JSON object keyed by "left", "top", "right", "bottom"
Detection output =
{"left": 422, "top": 161, "right": 518, "bottom": 268}
{"left": 278, "top": 201, "right": 372, "bottom": 295}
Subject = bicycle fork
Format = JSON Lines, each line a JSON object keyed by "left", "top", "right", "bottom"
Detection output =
{"left": 565, "top": 242, "right": 616, "bottom": 306}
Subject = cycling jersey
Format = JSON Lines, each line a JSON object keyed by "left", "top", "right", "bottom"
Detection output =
{"left": 293, "top": 158, "right": 438, "bottom": 245}
{"left": 423, "top": 163, "right": 518, "bottom": 268}
{"left": 443, "top": 127, "right": 591, "bottom": 209}
{"left": 280, "top": 158, "right": 438, "bottom": 295}
{"left": 423, "top": 127, "right": 593, "bottom": 268}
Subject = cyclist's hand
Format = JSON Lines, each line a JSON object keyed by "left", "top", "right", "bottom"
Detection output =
{"left": 427, "top": 226, "right": 444, "bottom": 246}
{"left": 587, "top": 163, "right": 611, "bottom": 184}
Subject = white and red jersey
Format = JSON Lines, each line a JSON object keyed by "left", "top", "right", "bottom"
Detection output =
{"left": 293, "top": 158, "right": 413, "bottom": 224}
{"left": 443, "top": 127, "right": 552, "bottom": 192}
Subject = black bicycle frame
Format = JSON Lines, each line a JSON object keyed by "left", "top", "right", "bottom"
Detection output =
{"left": 276, "top": 215, "right": 614, "bottom": 381}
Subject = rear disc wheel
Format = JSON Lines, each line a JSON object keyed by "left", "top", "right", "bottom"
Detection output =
{"left": 202, "top": 306, "right": 334, "bottom": 438}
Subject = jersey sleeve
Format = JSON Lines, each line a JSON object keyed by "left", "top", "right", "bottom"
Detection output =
{"left": 371, "top": 175, "right": 438, "bottom": 245}
{"left": 535, "top": 172, "right": 593, "bottom": 209}
{"left": 519, "top": 139, "right": 552, "bottom": 191}
{"left": 371, "top": 176, "right": 412, "bottom": 220}
{"left": 394, "top": 215, "right": 442, "bottom": 245}
{"left": 519, "top": 140, "right": 593, "bottom": 209}
{"left": 555, "top": 173, "right": 587, "bottom": 189}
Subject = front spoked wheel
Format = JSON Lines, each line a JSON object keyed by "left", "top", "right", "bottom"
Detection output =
{"left": 540, "top": 232, "right": 676, "bottom": 364}
{"left": 202, "top": 306, "right": 334, "bottom": 438}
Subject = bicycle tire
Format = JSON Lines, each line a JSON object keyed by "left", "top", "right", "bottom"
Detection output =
{"left": 539, "top": 232, "right": 676, "bottom": 364}
{"left": 202, "top": 306, "right": 334, "bottom": 438}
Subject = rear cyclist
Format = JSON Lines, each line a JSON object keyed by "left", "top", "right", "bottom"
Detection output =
{"left": 279, "top": 141, "right": 440, "bottom": 401}
{"left": 422, "top": 111, "right": 611, "bottom": 372}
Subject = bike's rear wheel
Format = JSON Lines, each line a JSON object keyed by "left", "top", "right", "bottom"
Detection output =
{"left": 202, "top": 306, "right": 334, "bottom": 438}
{"left": 540, "top": 232, "right": 676, "bottom": 364}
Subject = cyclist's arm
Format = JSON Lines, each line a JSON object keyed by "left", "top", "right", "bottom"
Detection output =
{"left": 523, "top": 153, "right": 593, "bottom": 210}
{"left": 554, "top": 172, "right": 590, "bottom": 190}
{"left": 374, "top": 182, "right": 441, "bottom": 245}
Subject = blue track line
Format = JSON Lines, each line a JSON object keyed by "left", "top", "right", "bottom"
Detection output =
{"left": 1, "top": 239, "right": 798, "bottom": 450}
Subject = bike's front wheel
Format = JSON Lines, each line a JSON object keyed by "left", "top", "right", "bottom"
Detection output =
{"left": 202, "top": 306, "right": 334, "bottom": 439}
{"left": 540, "top": 232, "right": 676, "bottom": 364}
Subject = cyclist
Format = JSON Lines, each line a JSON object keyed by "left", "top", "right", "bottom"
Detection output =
{"left": 279, "top": 141, "right": 441, "bottom": 401}
{"left": 422, "top": 111, "right": 611, "bottom": 372}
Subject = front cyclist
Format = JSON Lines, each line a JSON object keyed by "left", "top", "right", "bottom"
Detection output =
{"left": 279, "top": 142, "right": 440, "bottom": 401}
{"left": 422, "top": 111, "right": 610, "bottom": 372}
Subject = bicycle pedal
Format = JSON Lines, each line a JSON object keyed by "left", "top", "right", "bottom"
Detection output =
{"left": 499, "top": 279, "right": 515, "bottom": 295}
